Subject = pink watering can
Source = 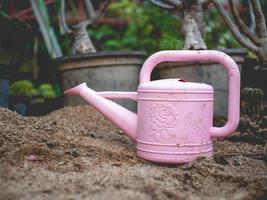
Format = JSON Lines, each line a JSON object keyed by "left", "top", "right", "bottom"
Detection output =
{"left": 65, "top": 50, "right": 240, "bottom": 164}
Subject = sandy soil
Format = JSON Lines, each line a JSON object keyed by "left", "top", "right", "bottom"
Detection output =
{"left": 0, "top": 106, "right": 266, "bottom": 200}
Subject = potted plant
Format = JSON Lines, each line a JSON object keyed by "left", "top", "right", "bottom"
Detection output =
{"left": 51, "top": 0, "right": 146, "bottom": 111}
{"left": 150, "top": 0, "right": 248, "bottom": 117}
{"left": 9, "top": 80, "right": 37, "bottom": 115}
{"left": 212, "top": 0, "right": 267, "bottom": 98}
{"left": 28, "top": 83, "right": 63, "bottom": 116}
{"left": 9, "top": 80, "right": 62, "bottom": 116}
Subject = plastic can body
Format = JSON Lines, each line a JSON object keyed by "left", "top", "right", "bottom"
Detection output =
{"left": 136, "top": 85, "right": 214, "bottom": 164}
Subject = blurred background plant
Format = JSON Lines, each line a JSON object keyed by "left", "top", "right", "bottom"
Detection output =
{"left": 38, "top": 83, "right": 57, "bottom": 99}
{"left": 0, "top": 0, "right": 246, "bottom": 76}
{"left": 205, "top": 8, "right": 241, "bottom": 49}
{"left": 88, "top": 0, "right": 243, "bottom": 54}
{"left": 1, "top": 0, "right": 264, "bottom": 102}
{"left": 9, "top": 79, "right": 59, "bottom": 100}
{"left": 90, "top": 0, "right": 184, "bottom": 53}
{"left": 9, "top": 80, "right": 37, "bottom": 97}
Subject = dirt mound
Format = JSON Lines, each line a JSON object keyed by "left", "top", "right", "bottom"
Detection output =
{"left": 0, "top": 106, "right": 266, "bottom": 200}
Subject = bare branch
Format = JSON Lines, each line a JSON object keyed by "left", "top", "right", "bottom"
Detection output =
{"left": 59, "top": 0, "right": 72, "bottom": 34}
{"left": 200, "top": 0, "right": 212, "bottom": 6}
{"left": 228, "top": 0, "right": 260, "bottom": 45}
{"left": 250, "top": 0, "right": 267, "bottom": 38}
{"left": 166, "top": 0, "right": 183, "bottom": 8}
{"left": 212, "top": 0, "right": 259, "bottom": 53}
{"left": 95, "top": 0, "right": 111, "bottom": 20}
{"left": 83, "top": 0, "right": 111, "bottom": 25}
{"left": 248, "top": 0, "right": 256, "bottom": 32}
{"left": 150, "top": 0, "right": 175, "bottom": 9}
{"left": 150, "top": 0, "right": 183, "bottom": 10}
{"left": 84, "top": 0, "right": 97, "bottom": 21}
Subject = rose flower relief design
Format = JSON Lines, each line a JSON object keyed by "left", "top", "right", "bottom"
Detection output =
{"left": 150, "top": 103, "right": 179, "bottom": 142}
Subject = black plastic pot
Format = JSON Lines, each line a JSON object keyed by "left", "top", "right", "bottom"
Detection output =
{"left": 241, "top": 58, "right": 267, "bottom": 99}
{"left": 28, "top": 97, "right": 63, "bottom": 116}
{"left": 8, "top": 95, "right": 30, "bottom": 116}
{"left": 9, "top": 95, "right": 63, "bottom": 116}
{"left": 0, "top": 65, "right": 12, "bottom": 108}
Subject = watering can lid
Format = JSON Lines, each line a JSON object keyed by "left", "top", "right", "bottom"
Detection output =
{"left": 138, "top": 79, "right": 213, "bottom": 92}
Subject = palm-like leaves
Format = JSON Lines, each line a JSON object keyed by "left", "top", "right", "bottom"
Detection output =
{"left": 30, "top": 0, "right": 62, "bottom": 58}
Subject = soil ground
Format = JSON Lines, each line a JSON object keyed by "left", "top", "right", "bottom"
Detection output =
{"left": 0, "top": 106, "right": 266, "bottom": 200}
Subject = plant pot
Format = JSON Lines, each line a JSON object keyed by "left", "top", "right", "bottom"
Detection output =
{"left": 241, "top": 58, "right": 267, "bottom": 99}
{"left": 8, "top": 95, "right": 30, "bottom": 116}
{"left": 53, "top": 51, "right": 146, "bottom": 111}
{"left": 0, "top": 78, "right": 10, "bottom": 108}
{"left": 0, "top": 65, "right": 12, "bottom": 108}
{"left": 28, "top": 97, "right": 63, "bottom": 116}
{"left": 156, "top": 49, "right": 248, "bottom": 117}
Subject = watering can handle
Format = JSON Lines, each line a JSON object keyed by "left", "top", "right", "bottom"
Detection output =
{"left": 140, "top": 50, "right": 240, "bottom": 138}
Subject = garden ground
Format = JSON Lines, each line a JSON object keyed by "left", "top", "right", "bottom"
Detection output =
{"left": 0, "top": 106, "right": 266, "bottom": 200}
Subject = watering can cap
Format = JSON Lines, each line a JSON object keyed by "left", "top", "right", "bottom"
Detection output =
{"left": 138, "top": 79, "right": 213, "bottom": 92}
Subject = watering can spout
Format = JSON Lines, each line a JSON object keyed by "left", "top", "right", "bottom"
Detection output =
{"left": 64, "top": 83, "right": 138, "bottom": 141}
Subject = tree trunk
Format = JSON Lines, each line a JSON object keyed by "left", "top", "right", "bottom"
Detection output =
{"left": 182, "top": 1, "right": 207, "bottom": 50}
{"left": 258, "top": 38, "right": 267, "bottom": 64}
{"left": 72, "top": 21, "right": 96, "bottom": 55}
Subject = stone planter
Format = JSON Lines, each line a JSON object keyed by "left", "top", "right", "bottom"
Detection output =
{"left": 53, "top": 51, "right": 146, "bottom": 111}
{"left": 156, "top": 49, "right": 248, "bottom": 117}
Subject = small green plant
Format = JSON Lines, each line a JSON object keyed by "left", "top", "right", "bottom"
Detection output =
{"left": 38, "top": 84, "right": 57, "bottom": 99}
{"left": 9, "top": 80, "right": 58, "bottom": 102}
{"left": 239, "top": 87, "right": 266, "bottom": 135}
{"left": 9, "top": 80, "right": 37, "bottom": 97}
{"left": 241, "top": 87, "right": 264, "bottom": 116}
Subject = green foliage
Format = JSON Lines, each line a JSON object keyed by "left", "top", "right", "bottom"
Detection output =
{"left": 89, "top": 0, "right": 183, "bottom": 53}
{"left": 9, "top": 80, "right": 58, "bottom": 99}
{"left": 38, "top": 83, "right": 57, "bottom": 99}
{"left": 58, "top": 34, "right": 73, "bottom": 56}
{"left": 89, "top": 0, "right": 242, "bottom": 54}
{"left": 0, "top": 0, "right": 245, "bottom": 64}
{"left": 9, "top": 80, "right": 37, "bottom": 97}
{"left": 205, "top": 8, "right": 241, "bottom": 49}
{"left": 30, "top": 0, "right": 62, "bottom": 58}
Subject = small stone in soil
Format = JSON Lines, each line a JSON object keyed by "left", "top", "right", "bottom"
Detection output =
{"left": 28, "top": 154, "right": 37, "bottom": 161}
{"left": 66, "top": 149, "right": 80, "bottom": 157}
{"left": 213, "top": 153, "right": 229, "bottom": 165}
